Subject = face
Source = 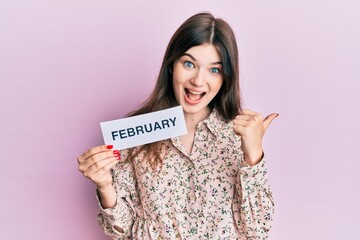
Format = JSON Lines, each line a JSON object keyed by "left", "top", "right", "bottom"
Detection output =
{"left": 172, "top": 43, "right": 223, "bottom": 118}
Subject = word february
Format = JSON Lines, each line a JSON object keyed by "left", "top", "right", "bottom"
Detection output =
{"left": 111, "top": 117, "right": 176, "bottom": 140}
{"left": 100, "top": 106, "right": 187, "bottom": 150}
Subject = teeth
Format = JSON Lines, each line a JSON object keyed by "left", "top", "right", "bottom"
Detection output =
{"left": 188, "top": 89, "right": 202, "bottom": 95}
{"left": 186, "top": 89, "right": 204, "bottom": 101}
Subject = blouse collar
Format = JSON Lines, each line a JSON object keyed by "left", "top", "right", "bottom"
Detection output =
{"left": 202, "top": 108, "right": 228, "bottom": 140}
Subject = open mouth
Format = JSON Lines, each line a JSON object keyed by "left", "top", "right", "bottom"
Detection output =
{"left": 185, "top": 88, "right": 206, "bottom": 103}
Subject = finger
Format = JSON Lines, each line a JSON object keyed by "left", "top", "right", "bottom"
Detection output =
{"left": 240, "top": 109, "right": 263, "bottom": 122}
{"left": 80, "top": 149, "right": 119, "bottom": 171}
{"left": 102, "top": 159, "right": 119, "bottom": 172}
{"left": 234, "top": 120, "right": 249, "bottom": 127}
{"left": 234, "top": 115, "right": 259, "bottom": 128}
{"left": 235, "top": 115, "right": 253, "bottom": 121}
{"left": 78, "top": 145, "right": 114, "bottom": 163}
{"left": 263, "top": 113, "right": 279, "bottom": 131}
{"left": 241, "top": 109, "right": 259, "bottom": 116}
{"left": 233, "top": 124, "right": 247, "bottom": 136}
{"left": 233, "top": 119, "right": 251, "bottom": 128}
{"left": 85, "top": 156, "right": 119, "bottom": 176}
{"left": 91, "top": 159, "right": 119, "bottom": 179}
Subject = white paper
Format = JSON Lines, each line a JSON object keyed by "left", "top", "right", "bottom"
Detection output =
{"left": 100, "top": 106, "right": 187, "bottom": 150}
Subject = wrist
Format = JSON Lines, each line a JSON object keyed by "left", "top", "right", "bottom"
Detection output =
{"left": 97, "top": 183, "right": 117, "bottom": 209}
{"left": 97, "top": 182, "right": 113, "bottom": 193}
{"left": 244, "top": 149, "right": 263, "bottom": 166}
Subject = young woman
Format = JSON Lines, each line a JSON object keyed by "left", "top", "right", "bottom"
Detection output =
{"left": 77, "top": 12, "right": 277, "bottom": 239}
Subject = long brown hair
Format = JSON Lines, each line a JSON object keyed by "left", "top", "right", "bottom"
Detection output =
{"left": 126, "top": 12, "right": 242, "bottom": 170}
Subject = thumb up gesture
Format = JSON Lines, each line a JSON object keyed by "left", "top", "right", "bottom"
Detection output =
{"left": 233, "top": 109, "right": 278, "bottom": 166}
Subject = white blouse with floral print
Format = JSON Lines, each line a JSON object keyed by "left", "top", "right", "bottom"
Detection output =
{"left": 97, "top": 109, "right": 274, "bottom": 239}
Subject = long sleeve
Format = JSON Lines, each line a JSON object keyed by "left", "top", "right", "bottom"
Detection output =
{"left": 97, "top": 157, "right": 138, "bottom": 239}
{"left": 237, "top": 156, "right": 275, "bottom": 239}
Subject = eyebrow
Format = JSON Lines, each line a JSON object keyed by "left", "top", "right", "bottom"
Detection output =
{"left": 182, "top": 53, "right": 222, "bottom": 65}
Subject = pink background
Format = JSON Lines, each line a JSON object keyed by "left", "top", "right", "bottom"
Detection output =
{"left": 1, "top": 0, "right": 359, "bottom": 239}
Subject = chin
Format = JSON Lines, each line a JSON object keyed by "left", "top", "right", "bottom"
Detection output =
{"left": 181, "top": 103, "right": 210, "bottom": 115}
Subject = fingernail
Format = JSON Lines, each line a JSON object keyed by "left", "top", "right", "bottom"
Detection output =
{"left": 106, "top": 145, "right": 113, "bottom": 149}
{"left": 275, "top": 113, "right": 280, "bottom": 117}
{"left": 116, "top": 155, "right": 121, "bottom": 160}
{"left": 113, "top": 150, "right": 119, "bottom": 154}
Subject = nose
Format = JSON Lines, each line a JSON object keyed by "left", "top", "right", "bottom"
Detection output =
{"left": 190, "top": 68, "right": 205, "bottom": 87}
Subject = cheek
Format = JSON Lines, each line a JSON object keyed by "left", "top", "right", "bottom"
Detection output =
{"left": 172, "top": 62, "right": 183, "bottom": 80}
{"left": 172, "top": 70, "right": 190, "bottom": 91}
{"left": 212, "top": 79, "right": 223, "bottom": 92}
{"left": 172, "top": 71, "right": 181, "bottom": 87}
{"left": 172, "top": 77, "right": 182, "bottom": 100}
{"left": 172, "top": 76, "right": 181, "bottom": 92}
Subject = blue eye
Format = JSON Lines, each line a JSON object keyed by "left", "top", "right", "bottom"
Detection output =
{"left": 210, "top": 68, "right": 220, "bottom": 74}
{"left": 184, "top": 61, "right": 194, "bottom": 69}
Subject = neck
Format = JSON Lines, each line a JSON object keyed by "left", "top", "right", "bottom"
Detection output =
{"left": 184, "top": 107, "right": 211, "bottom": 132}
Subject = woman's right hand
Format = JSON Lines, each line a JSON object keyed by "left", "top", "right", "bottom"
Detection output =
{"left": 77, "top": 145, "right": 120, "bottom": 189}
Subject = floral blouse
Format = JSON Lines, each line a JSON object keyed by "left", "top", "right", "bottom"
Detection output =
{"left": 97, "top": 109, "right": 274, "bottom": 239}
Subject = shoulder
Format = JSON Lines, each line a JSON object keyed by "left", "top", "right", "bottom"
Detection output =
{"left": 205, "top": 109, "right": 237, "bottom": 136}
{"left": 201, "top": 109, "right": 241, "bottom": 148}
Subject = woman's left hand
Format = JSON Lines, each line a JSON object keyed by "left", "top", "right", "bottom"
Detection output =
{"left": 233, "top": 109, "right": 279, "bottom": 166}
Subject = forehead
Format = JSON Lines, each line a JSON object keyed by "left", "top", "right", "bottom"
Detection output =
{"left": 184, "top": 43, "right": 221, "bottom": 63}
